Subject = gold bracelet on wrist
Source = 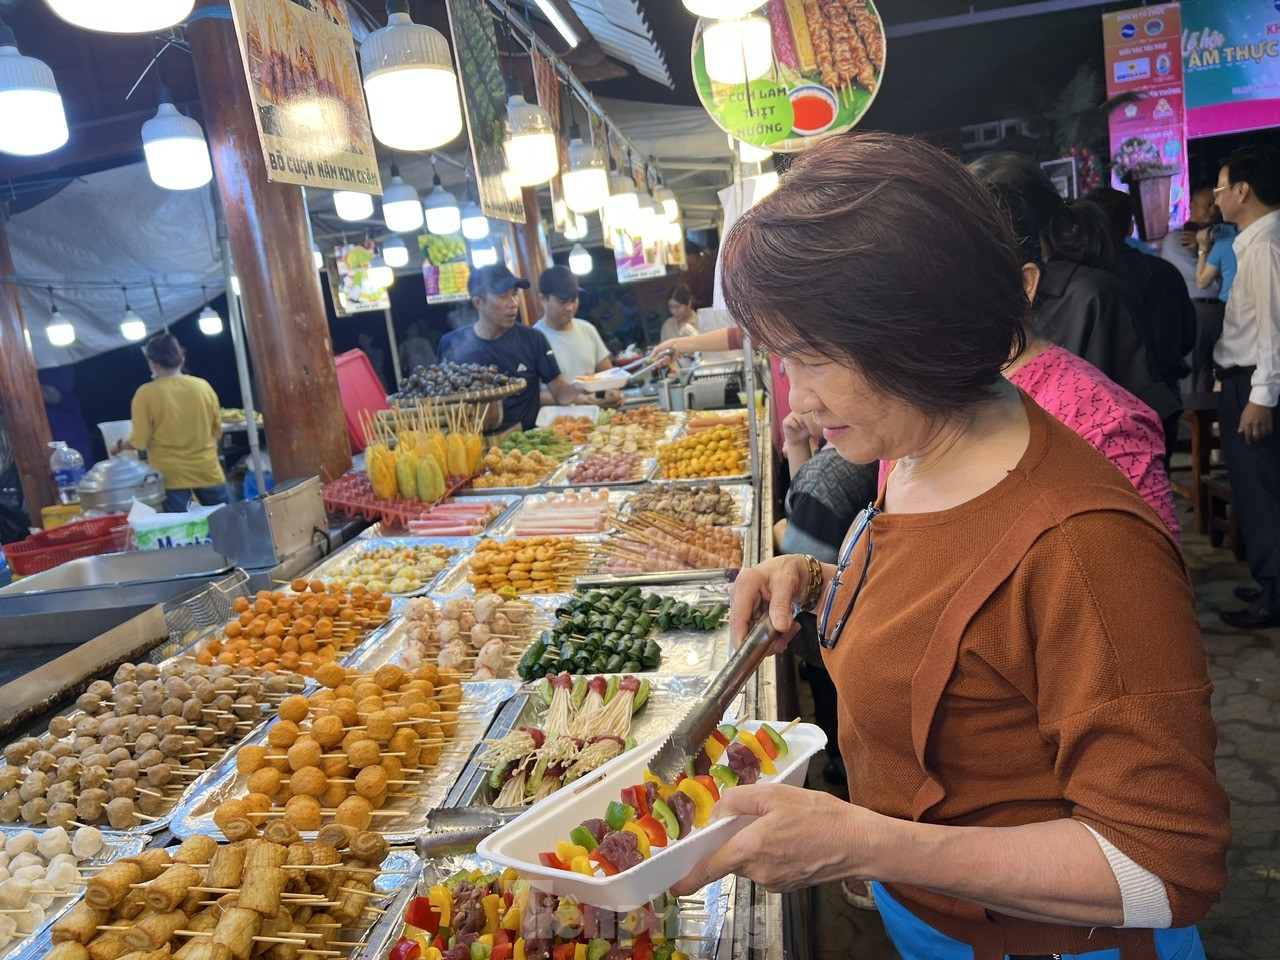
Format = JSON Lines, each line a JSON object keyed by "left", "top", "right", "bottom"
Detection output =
{"left": 798, "top": 554, "right": 825, "bottom": 611}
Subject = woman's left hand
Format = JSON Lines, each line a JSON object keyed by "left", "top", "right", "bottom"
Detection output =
{"left": 670, "top": 784, "right": 885, "bottom": 895}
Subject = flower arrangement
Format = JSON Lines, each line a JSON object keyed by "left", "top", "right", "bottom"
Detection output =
{"left": 1112, "top": 137, "right": 1180, "bottom": 180}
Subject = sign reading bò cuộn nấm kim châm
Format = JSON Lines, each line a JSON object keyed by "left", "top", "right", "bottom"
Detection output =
{"left": 229, "top": 0, "right": 382, "bottom": 195}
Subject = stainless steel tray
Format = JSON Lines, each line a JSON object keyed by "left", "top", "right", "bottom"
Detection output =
{"left": 342, "top": 595, "right": 560, "bottom": 682}
{"left": 589, "top": 528, "right": 747, "bottom": 579}
{"left": 398, "top": 854, "right": 735, "bottom": 960}
{"left": 0, "top": 545, "right": 231, "bottom": 598}
{"left": 167, "top": 681, "right": 519, "bottom": 845}
{"left": 358, "top": 495, "right": 523, "bottom": 539}
{"left": 304, "top": 536, "right": 478, "bottom": 597}
{"left": 0, "top": 824, "right": 147, "bottom": 960}
{"left": 430, "top": 536, "right": 600, "bottom": 596}
{"left": 541, "top": 457, "right": 657, "bottom": 488}
{"left": 649, "top": 470, "right": 752, "bottom": 485}
{"left": 461, "top": 464, "right": 559, "bottom": 496}
{"left": 448, "top": 675, "right": 730, "bottom": 808}
{"left": 13, "top": 847, "right": 422, "bottom": 960}
{"left": 621, "top": 482, "right": 754, "bottom": 528}
{"left": 487, "top": 489, "right": 631, "bottom": 538}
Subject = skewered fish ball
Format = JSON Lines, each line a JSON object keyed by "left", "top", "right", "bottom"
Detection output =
{"left": 79, "top": 767, "right": 108, "bottom": 791}
{"left": 108, "top": 778, "right": 136, "bottom": 801}
{"left": 283, "top": 795, "right": 322, "bottom": 831}
{"left": 46, "top": 802, "right": 78, "bottom": 830}
{"left": 48, "top": 716, "right": 74, "bottom": 739}
{"left": 46, "top": 782, "right": 77, "bottom": 806}
{"left": 19, "top": 773, "right": 50, "bottom": 803}
{"left": 286, "top": 739, "right": 322, "bottom": 772}
{"left": 289, "top": 767, "right": 327, "bottom": 798}
{"left": 19, "top": 799, "right": 48, "bottom": 824}
{"left": 75, "top": 693, "right": 102, "bottom": 714}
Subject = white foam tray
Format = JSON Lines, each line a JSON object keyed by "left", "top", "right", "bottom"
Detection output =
{"left": 477, "top": 719, "right": 825, "bottom": 911}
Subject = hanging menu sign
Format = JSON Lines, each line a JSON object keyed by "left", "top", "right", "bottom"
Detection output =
{"left": 446, "top": 0, "right": 526, "bottom": 223}
{"left": 329, "top": 243, "right": 390, "bottom": 315}
{"left": 532, "top": 50, "right": 569, "bottom": 235}
{"left": 229, "top": 0, "right": 381, "bottom": 194}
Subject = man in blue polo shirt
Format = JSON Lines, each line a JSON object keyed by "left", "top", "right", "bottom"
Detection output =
{"left": 439, "top": 264, "right": 595, "bottom": 431}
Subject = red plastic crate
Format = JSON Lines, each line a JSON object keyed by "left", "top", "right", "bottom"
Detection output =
{"left": 321, "top": 470, "right": 471, "bottom": 530}
{"left": 334, "top": 349, "right": 390, "bottom": 453}
{"left": 4, "top": 514, "right": 130, "bottom": 576}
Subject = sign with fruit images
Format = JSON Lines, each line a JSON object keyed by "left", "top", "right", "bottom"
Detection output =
{"left": 419, "top": 233, "right": 470, "bottom": 304}
{"left": 692, "top": 0, "right": 885, "bottom": 153}
{"left": 329, "top": 242, "right": 390, "bottom": 315}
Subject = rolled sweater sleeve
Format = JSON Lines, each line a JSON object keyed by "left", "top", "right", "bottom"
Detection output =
{"left": 1018, "top": 510, "right": 1230, "bottom": 926}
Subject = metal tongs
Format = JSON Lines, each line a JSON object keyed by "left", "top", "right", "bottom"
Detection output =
{"left": 647, "top": 612, "right": 775, "bottom": 782}
{"left": 616, "top": 348, "right": 675, "bottom": 382}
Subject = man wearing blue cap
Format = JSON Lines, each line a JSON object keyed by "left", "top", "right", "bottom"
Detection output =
{"left": 439, "top": 264, "right": 594, "bottom": 431}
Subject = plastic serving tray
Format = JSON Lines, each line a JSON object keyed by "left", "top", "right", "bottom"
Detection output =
{"left": 476, "top": 720, "right": 825, "bottom": 911}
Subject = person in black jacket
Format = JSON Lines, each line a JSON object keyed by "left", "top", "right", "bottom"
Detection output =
{"left": 1083, "top": 187, "right": 1196, "bottom": 461}
{"left": 968, "top": 154, "right": 1180, "bottom": 434}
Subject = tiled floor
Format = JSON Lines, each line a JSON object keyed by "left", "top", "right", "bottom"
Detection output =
{"left": 800, "top": 498, "right": 1280, "bottom": 960}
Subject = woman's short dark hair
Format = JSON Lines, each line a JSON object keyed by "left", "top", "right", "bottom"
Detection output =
{"left": 969, "top": 152, "right": 1114, "bottom": 271}
{"left": 720, "top": 132, "right": 1028, "bottom": 416}
{"left": 667, "top": 283, "right": 694, "bottom": 307}
{"left": 145, "top": 333, "right": 185, "bottom": 370}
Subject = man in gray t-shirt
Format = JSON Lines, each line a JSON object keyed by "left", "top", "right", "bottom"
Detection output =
{"left": 533, "top": 266, "right": 613, "bottom": 385}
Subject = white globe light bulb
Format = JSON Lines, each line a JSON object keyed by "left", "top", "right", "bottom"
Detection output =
{"left": 141, "top": 103, "right": 212, "bottom": 190}
{"left": 46, "top": 310, "right": 75, "bottom": 347}
{"left": 563, "top": 138, "right": 609, "bottom": 214}
{"left": 503, "top": 94, "right": 559, "bottom": 187}
{"left": 604, "top": 172, "right": 639, "bottom": 224}
{"left": 120, "top": 308, "right": 146, "bottom": 342}
{"left": 568, "top": 243, "right": 592, "bottom": 276}
{"left": 470, "top": 240, "right": 498, "bottom": 268}
{"left": 334, "top": 190, "right": 374, "bottom": 221}
{"left": 424, "top": 180, "right": 461, "bottom": 235}
{"left": 45, "top": 0, "right": 194, "bottom": 33}
{"left": 361, "top": 12, "right": 463, "bottom": 150}
{"left": 381, "top": 175, "right": 423, "bottom": 233}
{"left": 382, "top": 236, "right": 410, "bottom": 268}
{"left": 198, "top": 305, "right": 223, "bottom": 336}
{"left": 460, "top": 201, "right": 489, "bottom": 241}
{"left": 0, "top": 44, "right": 69, "bottom": 157}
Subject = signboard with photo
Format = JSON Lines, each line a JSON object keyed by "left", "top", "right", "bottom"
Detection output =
{"left": 329, "top": 242, "right": 390, "bottom": 315}
{"left": 692, "top": 0, "right": 885, "bottom": 153}
{"left": 229, "top": 0, "right": 381, "bottom": 194}
{"left": 420, "top": 233, "right": 471, "bottom": 304}
{"left": 1182, "top": 0, "right": 1280, "bottom": 138}
{"left": 614, "top": 235, "right": 667, "bottom": 285}
{"left": 446, "top": 0, "right": 525, "bottom": 223}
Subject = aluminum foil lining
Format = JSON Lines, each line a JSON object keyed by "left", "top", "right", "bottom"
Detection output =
{"left": 541, "top": 458, "right": 659, "bottom": 489}
{"left": 304, "top": 537, "right": 480, "bottom": 598}
{"left": 486, "top": 490, "right": 633, "bottom": 539}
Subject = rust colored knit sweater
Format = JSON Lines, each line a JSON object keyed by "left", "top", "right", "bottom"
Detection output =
{"left": 822, "top": 394, "right": 1229, "bottom": 954}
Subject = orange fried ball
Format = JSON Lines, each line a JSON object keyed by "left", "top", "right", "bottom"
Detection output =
{"left": 334, "top": 795, "right": 372, "bottom": 831}
{"left": 320, "top": 782, "right": 349, "bottom": 809}
{"left": 346, "top": 739, "right": 381, "bottom": 770}
{"left": 310, "top": 714, "right": 346, "bottom": 749}
{"left": 278, "top": 696, "right": 311, "bottom": 724}
{"left": 353, "top": 764, "right": 388, "bottom": 799}
{"left": 284, "top": 794, "right": 323, "bottom": 831}
{"left": 315, "top": 662, "right": 347, "bottom": 689}
{"left": 287, "top": 738, "right": 323, "bottom": 772}
{"left": 247, "top": 767, "right": 283, "bottom": 796}
{"left": 364, "top": 710, "right": 396, "bottom": 742}
{"left": 267, "top": 721, "right": 300, "bottom": 749}
{"left": 236, "top": 745, "right": 269, "bottom": 776}
{"left": 289, "top": 766, "right": 328, "bottom": 798}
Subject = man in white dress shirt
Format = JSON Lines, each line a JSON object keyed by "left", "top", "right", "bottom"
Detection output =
{"left": 1212, "top": 146, "right": 1280, "bottom": 629}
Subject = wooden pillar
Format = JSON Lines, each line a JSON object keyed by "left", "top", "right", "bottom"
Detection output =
{"left": 508, "top": 187, "right": 549, "bottom": 325}
{"left": 188, "top": 2, "right": 352, "bottom": 483}
{"left": 0, "top": 210, "right": 57, "bottom": 525}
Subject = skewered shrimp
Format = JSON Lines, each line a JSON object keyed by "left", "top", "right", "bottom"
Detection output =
{"left": 476, "top": 638, "right": 505, "bottom": 671}
{"left": 441, "top": 598, "right": 465, "bottom": 620}
{"left": 469, "top": 624, "right": 491, "bottom": 649}
{"left": 437, "top": 640, "right": 468, "bottom": 670}
{"left": 473, "top": 594, "right": 503, "bottom": 624}
{"left": 435, "top": 620, "right": 461, "bottom": 645}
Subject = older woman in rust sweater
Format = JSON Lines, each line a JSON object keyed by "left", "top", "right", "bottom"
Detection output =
{"left": 671, "top": 133, "right": 1230, "bottom": 960}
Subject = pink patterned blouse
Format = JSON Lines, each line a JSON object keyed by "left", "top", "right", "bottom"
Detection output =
{"left": 878, "top": 345, "right": 1181, "bottom": 537}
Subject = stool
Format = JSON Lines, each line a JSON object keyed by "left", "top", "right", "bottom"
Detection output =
{"left": 1203, "top": 474, "right": 1246, "bottom": 561}
{"left": 1173, "top": 394, "right": 1220, "bottom": 534}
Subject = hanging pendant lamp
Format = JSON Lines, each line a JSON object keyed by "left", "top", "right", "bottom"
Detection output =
{"left": 142, "top": 101, "right": 212, "bottom": 190}
{"left": 568, "top": 243, "right": 592, "bottom": 276}
{"left": 423, "top": 155, "right": 461, "bottom": 235}
{"left": 562, "top": 123, "right": 607, "bottom": 214}
{"left": 312, "top": 243, "right": 324, "bottom": 270}
{"left": 503, "top": 76, "right": 559, "bottom": 187}
{"left": 334, "top": 190, "right": 374, "bottom": 221}
{"left": 383, "top": 235, "right": 410, "bottom": 268}
{"left": 683, "top": 0, "right": 760, "bottom": 18}
{"left": 470, "top": 239, "right": 499, "bottom": 268}
{"left": 0, "top": 16, "right": 68, "bottom": 157}
{"left": 459, "top": 168, "right": 489, "bottom": 241}
{"left": 44, "top": 0, "right": 194, "bottom": 33}
{"left": 653, "top": 183, "right": 678, "bottom": 223}
{"left": 361, "top": 0, "right": 462, "bottom": 150}
{"left": 45, "top": 287, "right": 74, "bottom": 347}
{"left": 120, "top": 287, "right": 146, "bottom": 341}
{"left": 382, "top": 162, "right": 423, "bottom": 233}
{"left": 197, "top": 287, "right": 223, "bottom": 336}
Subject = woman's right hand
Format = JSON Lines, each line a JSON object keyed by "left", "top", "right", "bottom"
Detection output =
{"left": 729, "top": 554, "right": 810, "bottom": 653}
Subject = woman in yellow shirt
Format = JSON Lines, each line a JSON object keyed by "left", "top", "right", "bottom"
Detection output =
{"left": 120, "top": 334, "right": 230, "bottom": 511}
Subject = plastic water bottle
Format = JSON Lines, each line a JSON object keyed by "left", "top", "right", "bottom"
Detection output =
{"left": 49, "top": 441, "right": 85, "bottom": 504}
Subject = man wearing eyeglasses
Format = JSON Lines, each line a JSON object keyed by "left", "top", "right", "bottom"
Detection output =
{"left": 1211, "top": 146, "right": 1280, "bottom": 629}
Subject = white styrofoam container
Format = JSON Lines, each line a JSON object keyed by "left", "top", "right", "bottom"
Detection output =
{"left": 476, "top": 720, "right": 825, "bottom": 911}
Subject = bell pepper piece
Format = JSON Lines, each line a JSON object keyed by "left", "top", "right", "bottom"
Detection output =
{"left": 587, "top": 940, "right": 612, "bottom": 960}
{"left": 557, "top": 841, "right": 590, "bottom": 864}
{"left": 736, "top": 731, "right": 778, "bottom": 775}
{"left": 620, "top": 784, "right": 649, "bottom": 819}
{"left": 605, "top": 800, "right": 636, "bottom": 831}
{"left": 710, "top": 729, "right": 730, "bottom": 748}
{"left": 425, "top": 948, "right": 443, "bottom": 960}
{"left": 574, "top": 944, "right": 588, "bottom": 960}
{"left": 753, "top": 727, "right": 778, "bottom": 761}
{"left": 649, "top": 798, "right": 680, "bottom": 839}
{"left": 758, "top": 722, "right": 790, "bottom": 758}
{"left": 514, "top": 940, "right": 527, "bottom": 960}
{"left": 406, "top": 897, "right": 442, "bottom": 935}
{"left": 634, "top": 932, "right": 655, "bottom": 960}
{"left": 493, "top": 946, "right": 513, "bottom": 960}
{"left": 677, "top": 778, "right": 716, "bottom": 828}
{"left": 538, "top": 851, "right": 569, "bottom": 871}
{"left": 703, "top": 736, "right": 726, "bottom": 764}
{"left": 494, "top": 930, "right": 512, "bottom": 948}
{"left": 479, "top": 936, "right": 495, "bottom": 947}
{"left": 569, "top": 825, "right": 599, "bottom": 852}
{"left": 554, "top": 943, "right": 576, "bottom": 960}
{"left": 500, "top": 868, "right": 519, "bottom": 896}
{"left": 622, "top": 820, "right": 652, "bottom": 858}
{"left": 471, "top": 942, "right": 493, "bottom": 960}
{"left": 589, "top": 849, "right": 619, "bottom": 877}
{"left": 673, "top": 952, "right": 691, "bottom": 960}
{"left": 635, "top": 814, "right": 668, "bottom": 848}
{"left": 570, "top": 855, "right": 594, "bottom": 876}
{"left": 501, "top": 905, "right": 522, "bottom": 932}
{"left": 391, "top": 938, "right": 422, "bottom": 960}
{"left": 428, "top": 886, "right": 452, "bottom": 929}
{"left": 481, "top": 894, "right": 502, "bottom": 935}
{"left": 694, "top": 775, "right": 720, "bottom": 802}
{"left": 709, "top": 764, "right": 739, "bottom": 793}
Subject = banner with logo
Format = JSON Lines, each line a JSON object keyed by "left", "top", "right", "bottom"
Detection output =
{"left": 1102, "top": 4, "right": 1188, "bottom": 231}
{"left": 329, "top": 243, "right": 390, "bottom": 315}
{"left": 1182, "top": 0, "right": 1280, "bottom": 137}
{"left": 230, "top": 0, "right": 381, "bottom": 194}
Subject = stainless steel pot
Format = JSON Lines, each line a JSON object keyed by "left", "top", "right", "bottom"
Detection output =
{"left": 77, "top": 456, "right": 166, "bottom": 513}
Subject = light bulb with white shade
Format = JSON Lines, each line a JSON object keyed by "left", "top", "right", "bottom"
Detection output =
{"left": 684, "top": 0, "right": 760, "bottom": 18}
{"left": 369, "top": 259, "right": 395, "bottom": 288}
{"left": 503, "top": 84, "right": 559, "bottom": 187}
{"left": 44, "top": 0, "right": 194, "bottom": 33}
{"left": 423, "top": 173, "right": 460, "bottom": 235}
{"left": 198, "top": 305, "right": 223, "bottom": 336}
{"left": 604, "top": 171, "right": 639, "bottom": 225}
{"left": 381, "top": 168, "right": 423, "bottom": 233}
{"left": 360, "top": 9, "right": 462, "bottom": 151}
{"left": 562, "top": 128, "right": 608, "bottom": 214}
{"left": 0, "top": 22, "right": 69, "bottom": 157}
{"left": 334, "top": 189, "right": 373, "bottom": 221}
{"left": 568, "top": 243, "right": 592, "bottom": 276}
{"left": 120, "top": 308, "right": 146, "bottom": 342}
{"left": 653, "top": 184, "right": 678, "bottom": 222}
{"left": 141, "top": 102, "right": 212, "bottom": 190}
{"left": 470, "top": 240, "right": 498, "bottom": 268}
{"left": 460, "top": 199, "right": 489, "bottom": 240}
{"left": 563, "top": 212, "right": 588, "bottom": 242}
{"left": 382, "top": 235, "right": 410, "bottom": 268}
{"left": 46, "top": 308, "right": 74, "bottom": 347}
{"left": 703, "top": 16, "right": 772, "bottom": 85}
